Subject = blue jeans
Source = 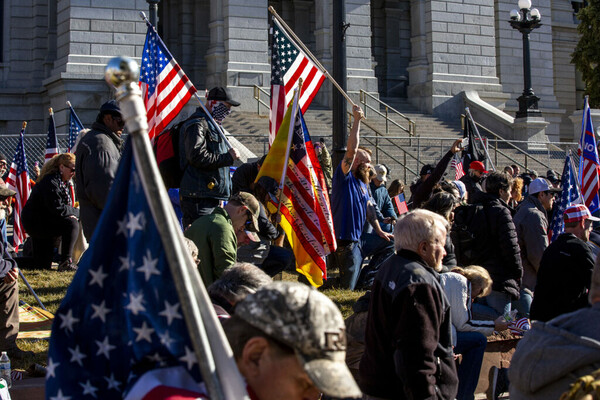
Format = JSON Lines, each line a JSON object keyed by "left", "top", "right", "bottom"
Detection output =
{"left": 455, "top": 331, "right": 487, "bottom": 400}
{"left": 0, "top": 218, "right": 7, "bottom": 247}
{"left": 512, "top": 288, "right": 533, "bottom": 319}
{"left": 475, "top": 290, "right": 511, "bottom": 319}
{"left": 332, "top": 240, "right": 362, "bottom": 290}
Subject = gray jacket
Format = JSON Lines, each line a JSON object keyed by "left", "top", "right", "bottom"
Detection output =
{"left": 513, "top": 195, "right": 548, "bottom": 291}
{"left": 179, "top": 107, "right": 233, "bottom": 201}
{"left": 509, "top": 303, "right": 600, "bottom": 400}
{"left": 75, "top": 121, "right": 123, "bottom": 239}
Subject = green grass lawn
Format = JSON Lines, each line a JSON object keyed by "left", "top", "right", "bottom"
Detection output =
{"left": 13, "top": 267, "right": 362, "bottom": 371}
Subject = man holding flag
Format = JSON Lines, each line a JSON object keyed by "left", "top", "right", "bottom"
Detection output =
{"left": 330, "top": 105, "right": 393, "bottom": 290}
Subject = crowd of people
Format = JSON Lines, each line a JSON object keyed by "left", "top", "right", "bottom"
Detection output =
{"left": 0, "top": 84, "right": 598, "bottom": 399}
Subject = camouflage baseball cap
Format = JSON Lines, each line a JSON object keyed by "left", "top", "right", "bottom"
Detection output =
{"left": 234, "top": 281, "right": 361, "bottom": 399}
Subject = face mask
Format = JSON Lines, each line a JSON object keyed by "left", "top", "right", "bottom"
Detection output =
{"left": 211, "top": 102, "right": 231, "bottom": 124}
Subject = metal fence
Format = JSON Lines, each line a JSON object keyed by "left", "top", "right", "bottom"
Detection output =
{"left": 0, "top": 133, "right": 73, "bottom": 172}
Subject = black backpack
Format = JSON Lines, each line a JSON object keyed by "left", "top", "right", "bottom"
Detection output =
{"left": 152, "top": 120, "right": 187, "bottom": 189}
{"left": 450, "top": 203, "right": 487, "bottom": 266}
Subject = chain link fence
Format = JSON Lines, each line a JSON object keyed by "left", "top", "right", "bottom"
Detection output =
{"left": 0, "top": 134, "right": 73, "bottom": 172}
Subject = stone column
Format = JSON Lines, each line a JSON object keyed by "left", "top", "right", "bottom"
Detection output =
{"left": 406, "top": 0, "right": 429, "bottom": 111}
{"left": 205, "top": 0, "right": 226, "bottom": 89}
{"left": 314, "top": 0, "right": 332, "bottom": 107}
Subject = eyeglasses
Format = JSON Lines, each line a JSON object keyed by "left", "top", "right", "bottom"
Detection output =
{"left": 245, "top": 210, "right": 256, "bottom": 231}
{"left": 111, "top": 115, "right": 123, "bottom": 123}
{"left": 63, "top": 165, "right": 76, "bottom": 172}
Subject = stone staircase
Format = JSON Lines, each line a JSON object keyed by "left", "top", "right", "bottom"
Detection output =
{"left": 223, "top": 100, "right": 572, "bottom": 187}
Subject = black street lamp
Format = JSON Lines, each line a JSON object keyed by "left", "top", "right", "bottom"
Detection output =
{"left": 509, "top": 0, "right": 542, "bottom": 118}
{"left": 147, "top": 0, "right": 161, "bottom": 28}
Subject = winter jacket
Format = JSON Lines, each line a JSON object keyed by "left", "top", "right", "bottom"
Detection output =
{"left": 359, "top": 249, "right": 458, "bottom": 399}
{"left": 530, "top": 233, "right": 594, "bottom": 322}
{"left": 74, "top": 122, "right": 123, "bottom": 239}
{"left": 439, "top": 272, "right": 495, "bottom": 346}
{"left": 22, "top": 172, "right": 79, "bottom": 233}
{"left": 459, "top": 172, "right": 483, "bottom": 204}
{"left": 509, "top": 303, "right": 600, "bottom": 400}
{"left": 513, "top": 195, "right": 549, "bottom": 291}
{"left": 410, "top": 150, "right": 454, "bottom": 209}
{"left": 179, "top": 107, "right": 233, "bottom": 201}
{"left": 470, "top": 192, "right": 523, "bottom": 299}
{"left": 369, "top": 182, "right": 396, "bottom": 233}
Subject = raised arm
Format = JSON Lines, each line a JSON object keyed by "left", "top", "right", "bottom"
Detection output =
{"left": 341, "top": 105, "right": 364, "bottom": 175}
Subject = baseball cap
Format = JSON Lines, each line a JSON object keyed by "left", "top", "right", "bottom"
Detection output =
{"left": 563, "top": 204, "right": 600, "bottom": 223}
{"left": 234, "top": 282, "right": 362, "bottom": 399}
{"left": 420, "top": 164, "right": 434, "bottom": 176}
{"left": 207, "top": 87, "right": 240, "bottom": 107}
{"left": 546, "top": 169, "right": 560, "bottom": 184}
{"left": 469, "top": 161, "right": 488, "bottom": 173}
{"left": 528, "top": 178, "right": 561, "bottom": 195}
{"left": 99, "top": 100, "right": 121, "bottom": 115}
{"left": 374, "top": 164, "right": 387, "bottom": 183}
{"left": 0, "top": 185, "right": 15, "bottom": 198}
{"left": 231, "top": 191, "right": 260, "bottom": 232}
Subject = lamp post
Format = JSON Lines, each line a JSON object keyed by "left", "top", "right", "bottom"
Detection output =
{"left": 509, "top": 0, "right": 542, "bottom": 118}
{"left": 147, "top": 0, "right": 160, "bottom": 28}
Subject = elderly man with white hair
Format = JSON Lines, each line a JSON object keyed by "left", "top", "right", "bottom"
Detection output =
{"left": 359, "top": 209, "right": 458, "bottom": 400}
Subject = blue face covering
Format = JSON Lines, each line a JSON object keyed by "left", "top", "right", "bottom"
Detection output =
{"left": 210, "top": 102, "right": 231, "bottom": 124}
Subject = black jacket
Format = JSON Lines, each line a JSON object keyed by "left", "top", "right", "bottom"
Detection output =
{"left": 22, "top": 172, "right": 79, "bottom": 235}
{"left": 470, "top": 192, "right": 523, "bottom": 299}
{"left": 359, "top": 249, "right": 458, "bottom": 399}
{"left": 75, "top": 122, "right": 123, "bottom": 239}
{"left": 409, "top": 150, "right": 454, "bottom": 209}
{"left": 459, "top": 173, "right": 483, "bottom": 204}
{"left": 530, "top": 233, "right": 594, "bottom": 322}
{"left": 179, "top": 107, "right": 233, "bottom": 201}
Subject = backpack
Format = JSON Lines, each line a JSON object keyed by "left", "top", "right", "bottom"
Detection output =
{"left": 152, "top": 120, "right": 187, "bottom": 189}
{"left": 450, "top": 203, "right": 487, "bottom": 266}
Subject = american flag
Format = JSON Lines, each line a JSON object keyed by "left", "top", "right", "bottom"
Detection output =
{"left": 579, "top": 97, "right": 600, "bottom": 213}
{"left": 548, "top": 153, "right": 581, "bottom": 242}
{"left": 269, "top": 16, "right": 325, "bottom": 146}
{"left": 451, "top": 154, "right": 465, "bottom": 179}
{"left": 392, "top": 193, "right": 409, "bottom": 216}
{"left": 6, "top": 125, "right": 31, "bottom": 248}
{"left": 140, "top": 23, "right": 196, "bottom": 140}
{"left": 256, "top": 100, "right": 335, "bottom": 287}
{"left": 67, "top": 102, "right": 84, "bottom": 152}
{"left": 508, "top": 317, "right": 531, "bottom": 336}
{"left": 46, "top": 139, "right": 208, "bottom": 399}
{"left": 45, "top": 109, "right": 59, "bottom": 162}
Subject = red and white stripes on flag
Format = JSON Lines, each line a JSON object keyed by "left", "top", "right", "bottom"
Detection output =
{"left": 139, "top": 22, "right": 196, "bottom": 140}
{"left": 269, "top": 16, "right": 325, "bottom": 146}
{"left": 6, "top": 126, "right": 31, "bottom": 248}
{"left": 451, "top": 154, "right": 465, "bottom": 180}
{"left": 578, "top": 97, "right": 600, "bottom": 213}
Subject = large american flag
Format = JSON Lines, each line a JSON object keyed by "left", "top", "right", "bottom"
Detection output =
{"left": 579, "top": 97, "right": 600, "bottom": 213}
{"left": 140, "top": 23, "right": 196, "bottom": 140}
{"left": 269, "top": 16, "right": 325, "bottom": 145}
{"left": 451, "top": 154, "right": 465, "bottom": 179}
{"left": 46, "top": 139, "right": 207, "bottom": 399}
{"left": 256, "top": 101, "right": 335, "bottom": 287}
{"left": 6, "top": 126, "right": 31, "bottom": 248}
{"left": 67, "top": 102, "right": 84, "bottom": 152}
{"left": 45, "top": 110, "right": 59, "bottom": 162}
{"left": 549, "top": 153, "right": 581, "bottom": 242}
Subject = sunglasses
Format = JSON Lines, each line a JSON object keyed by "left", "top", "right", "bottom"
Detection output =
{"left": 63, "top": 165, "right": 76, "bottom": 172}
{"left": 245, "top": 210, "right": 256, "bottom": 231}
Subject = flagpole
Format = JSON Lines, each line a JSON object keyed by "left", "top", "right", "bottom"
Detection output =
{"left": 138, "top": 11, "right": 234, "bottom": 150}
{"left": 268, "top": 6, "right": 358, "bottom": 108}
{"left": 465, "top": 107, "right": 496, "bottom": 171}
{"left": 105, "top": 57, "right": 248, "bottom": 400}
{"left": 569, "top": 149, "right": 583, "bottom": 197}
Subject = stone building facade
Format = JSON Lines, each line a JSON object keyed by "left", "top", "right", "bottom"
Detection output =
{"left": 0, "top": 0, "right": 583, "bottom": 142}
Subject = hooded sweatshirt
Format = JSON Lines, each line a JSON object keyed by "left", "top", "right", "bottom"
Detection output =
{"left": 509, "top": 303, "right": 600, "bottom": 400}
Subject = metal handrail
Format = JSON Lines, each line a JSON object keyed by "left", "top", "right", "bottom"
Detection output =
{"left": 359, "top": 90, "right": 416, "bottom": 136}
{"left": 253, "top": 85, "right": 270, "bottom": 115}
{"left": 460, "top": 114, "right": 570, "bottom": 173}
